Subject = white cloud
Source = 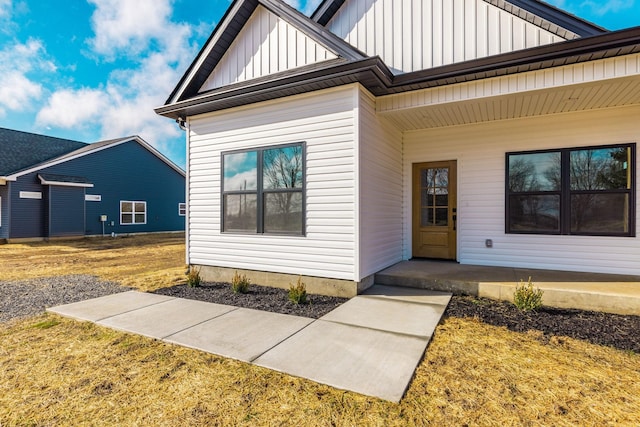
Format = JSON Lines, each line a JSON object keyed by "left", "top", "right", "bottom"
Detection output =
{"left": 0, "top": 0, "right": 11, "bottom": 18}
{"left": 35, "top": 0, "right": 200, "bottom": 165}
{"left": 580, "top": 0, "right": 634, "bottom": 15}
{"left": 87, "top": 0, "right": 181, "bottom": 58}
{"left": 283, "top": 0, "right": 302, "bottom": 10}
{"left": 0, "top": 39, "right": 52, "bottom": 115}
{"left": 36, "top": 88, "right": 108, "bottom": 128}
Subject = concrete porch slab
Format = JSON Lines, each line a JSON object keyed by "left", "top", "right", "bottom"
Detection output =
{"left": 376, "top": 260, "right": 640, "bottom": 315}
{"left": 46, "top": 291, "right": 173, "bottom": 322}
{"left": 98, "top": 298, "right": 236, "bottom": 339}
{"left": 254, "top": 320, "right": 429, "bottom": 402}
{"left": 320, "top": 294, "right": 447, "bottom": 338}
{"left": 362, "top": 284, "right": 452, "bottom": 306}
{"left": 165, "top": 308, "right": 313, "bottom": 362}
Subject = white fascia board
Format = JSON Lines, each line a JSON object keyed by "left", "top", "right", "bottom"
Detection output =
{"left": 38, "top": 178, "right": 94, "bottom": 188}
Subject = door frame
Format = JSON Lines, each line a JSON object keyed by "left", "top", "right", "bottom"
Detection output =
{"left": 411, "top": 160, "right": 458, "bottom": 260}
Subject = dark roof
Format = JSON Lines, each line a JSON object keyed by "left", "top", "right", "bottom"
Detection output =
{"left": 311, "top": 0, "right": 606, "bottom": 36}
{"left": 156, "top": 26, "right": 640, "bottom": 120}
{"left": 166, "top": 0, "right": 366, "bottom": 104}
{"left": 0, "top": 128, "right": 87, "bottom": 176}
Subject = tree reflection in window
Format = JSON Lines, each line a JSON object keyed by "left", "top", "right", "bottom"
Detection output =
{"left": 222, "top": 143, "right": 304, "bottom": 234}
{"left": 506, "top": 144, "right": 634, "bottom": 236}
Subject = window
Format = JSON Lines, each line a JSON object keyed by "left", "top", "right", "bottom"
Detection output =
{"left": 506, "top": 144, "right": 635, "bottom": 236}
{"left": 120, "top": 201, "right": 147, "bottom": 225}
{"left": 222, "top": 143, "right": 305, "bottom": 234}
{"left": 178, "top": 203, "right": 186, "bottom": 216}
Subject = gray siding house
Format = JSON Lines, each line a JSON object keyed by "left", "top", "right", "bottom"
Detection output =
{"left": 0, "top": 128, "right": 185, "bottom": 241}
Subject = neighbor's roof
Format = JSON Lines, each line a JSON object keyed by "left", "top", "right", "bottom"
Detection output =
{"left": 0, "top": 127, "right": 86, "bottom": 176}
{"left": 1, "top": 130, "right": 185, "bottom": 181}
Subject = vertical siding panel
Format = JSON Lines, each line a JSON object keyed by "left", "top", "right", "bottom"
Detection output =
{"left": 432, "top": 0, "right": 443, "bottom": 67}
{"left": 322, "top": 0, "right": 570, "bottom": 75}
{"left": 476, "top": 1, "right": 488, "bottom": 58}
{"left": 464, "top": 0, "right": 476, "bottom": 61}
{"left": 412, "top": 0, "right": 422, "bottom": 70}
{"left": 200, "top": 6, "right": 338, "bottom": 91}
{"left": 423, "top": 0, "right": 432, "bottom": 69}
{"left": 453, "top": 0, "right": 465, "bottom": 63}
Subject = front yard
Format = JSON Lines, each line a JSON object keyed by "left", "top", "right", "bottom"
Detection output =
{"left": 0, "top": 234, "right": 638, "bottom": 425}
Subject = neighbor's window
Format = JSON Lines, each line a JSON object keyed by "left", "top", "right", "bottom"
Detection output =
{"left": 222, "top": 143, "right": 304, "bottom": 234}
{"left": 506, "top": 144, "right": 635, "bottom": 236}
{"left": 120, "top": 201, "right": 147, "bottom": 225}
{"left": 178, "top": 202, "right": 186, "bottom": 216}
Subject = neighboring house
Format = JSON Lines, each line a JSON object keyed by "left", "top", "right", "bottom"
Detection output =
{"left": 0, "top": 128, "right": 185, "bottom": 241}
{"left": 155, "top": 0, "right": 640, "bottom": 296}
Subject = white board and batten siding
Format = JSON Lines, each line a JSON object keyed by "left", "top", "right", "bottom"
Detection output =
{"left": 200, "top": 5, "right": 338, "bottom": 92}
{"left": 326, "top": 0, "right": 568, "bottom": 74}
{"left": 357, "top": 89, "right": 404, "bottom": 278}
{"left": 403, "top": 104, "right": 640, "bottom": 276}
{"left": 188, "top": 85, "right": 361, "bottom": 281}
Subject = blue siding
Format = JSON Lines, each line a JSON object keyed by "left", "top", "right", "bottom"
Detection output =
{"left": 49, "top": 186, "right": 85, "bottom": 236}
{"left": 10, "top": 175, "right": 45, "bottom": 238}
{"left": 31, "top": 140, "right": 184, "bottom": 236}
{"left": 5, "top": 139, "right": 184, "bottom": 239}
{"left": 0, "top": 184, "right": 8, "bottom": 239}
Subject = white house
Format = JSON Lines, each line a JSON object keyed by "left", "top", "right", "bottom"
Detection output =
{"left": 156, "top": 0, "right": 640, "bottom": 297}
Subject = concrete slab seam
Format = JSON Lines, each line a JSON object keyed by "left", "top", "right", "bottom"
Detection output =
{"left": 90, "top": 296, "right": 178, "bottom": 323}
{"left": 246, "top": 319, "right": 319, "bottom": 363}
{"left": 159, "top": 307, "right": 241, "bottom": 340}
{"left": 358, "top": 294, "right": 452, "bottom": 307}
{"left": 320, "top": 318, "right": 435, "bottom": 341}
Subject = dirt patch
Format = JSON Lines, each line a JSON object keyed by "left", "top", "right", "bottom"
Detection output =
{"left": 153, "top": 282, "right": 347, "bottom": 319}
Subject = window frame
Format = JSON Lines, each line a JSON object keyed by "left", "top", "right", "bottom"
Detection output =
{"left": 221, "top": 142, "right": 306, "bottom": 236}
{"left": 120, "top": 200, "right": 147, "bottom": 225}
{"left": 505, "top": 143, "right": 636, "bottom": 237}
{"left": 178, "top": 202, "right": 186, "bottom": 216}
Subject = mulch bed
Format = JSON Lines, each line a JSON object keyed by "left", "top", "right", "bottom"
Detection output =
{"left": 445, "top": 295, "right": 640, "bottom": 353}
{"left": 154, "top": 282, "right": 640, "bottom": 353}
{"left": 153, "top": 282, "right": 348, "bottom": 319}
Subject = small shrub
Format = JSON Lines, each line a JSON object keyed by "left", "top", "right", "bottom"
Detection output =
{"left": 231, "top": 271, "right": 250, "bottom": 294}
{"left": 513, "top": 276, "right": 544, "bottom": 311}
{"left": 186, "top": 267, "right": 201, "bottom": 288}
{"left": 288, "top": 277, "right": 307, "bottom": 304}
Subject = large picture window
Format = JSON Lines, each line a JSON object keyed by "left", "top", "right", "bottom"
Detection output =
{"left": 506, "top": 144, "right": 635, "bottom": 236}
{"left": 120, "top": 201, "right": 147, "bottom": 225}
{"left": 222, "top": 143, "right": 305, "bottom": 235}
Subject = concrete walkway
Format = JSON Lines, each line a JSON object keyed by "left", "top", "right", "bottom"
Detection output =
{"left": 47, "top": 285, "right": 451, "bottom": 402}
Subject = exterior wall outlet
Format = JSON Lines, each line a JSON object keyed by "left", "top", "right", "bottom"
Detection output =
{"left": 485, "top": 239, "right": 493, "bottom": 248}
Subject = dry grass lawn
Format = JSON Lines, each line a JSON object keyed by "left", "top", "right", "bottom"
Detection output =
{"left": 0, "top": 233, "right": 186, "bottom": 291}
{"left": 1, "top": 235, "right": 639, "bottom": 425}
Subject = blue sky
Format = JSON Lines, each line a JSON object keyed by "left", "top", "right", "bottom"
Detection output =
{"left": 0, "top": 0, "right": 638, "bottom": 169}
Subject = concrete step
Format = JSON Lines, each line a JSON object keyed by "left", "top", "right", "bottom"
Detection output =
{"left": 375, "top": 261, "right": 640, "bottom": 316}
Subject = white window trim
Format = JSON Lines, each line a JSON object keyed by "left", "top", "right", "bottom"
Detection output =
{"left": 178, "top": 202, "right": 186, "bottom": 216}
{"left": 120, "top": 200, "right": 147, "bottom": 225}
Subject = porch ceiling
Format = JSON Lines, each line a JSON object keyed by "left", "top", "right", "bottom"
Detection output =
{"left": 379, "top": 75, "right": 640, "bottom": 131}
